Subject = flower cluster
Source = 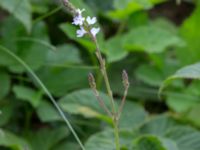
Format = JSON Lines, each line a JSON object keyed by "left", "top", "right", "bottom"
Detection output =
{"left": 72, "top": 9, "right": 100, "bottom": 38}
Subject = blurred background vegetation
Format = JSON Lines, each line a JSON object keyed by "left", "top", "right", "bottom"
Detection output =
{"left": 1, "top": 0, "right": 200, "bottom": 149}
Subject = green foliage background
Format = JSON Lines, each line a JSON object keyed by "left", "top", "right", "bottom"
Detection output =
{"left": 0, "top": 0, "right": 200, "bottom": 149}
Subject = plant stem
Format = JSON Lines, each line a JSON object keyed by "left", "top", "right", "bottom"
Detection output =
{"left": 89, "top": 33, "right": 120, "bottom": 149}
{"left": 90, "top": 34, "right": 116, "bottom": 114}
{"left": 113, "top": 120, "right": 120, "bottom": 150}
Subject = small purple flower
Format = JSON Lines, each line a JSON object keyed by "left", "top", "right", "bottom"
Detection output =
{"left": 77, "top": 26, "right": 87, "bottom": 37}
{"left": 91, "top": 27, "right": 100, "bottom": 37}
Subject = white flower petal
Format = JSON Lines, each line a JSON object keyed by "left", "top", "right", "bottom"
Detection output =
{"left": 72, "top": 8, "right": 86, "bottom": 26}
{"left": 77, "top": 27, "right": 87, "bottom": 37}
{"left": 91, "top": 27, "right": 100, "bottom": 37}
{"left": 72, "top": 15, "right": 85, "bottom": 26}
{"left": 86, "top": 16, "right": 97, "bottom": 25}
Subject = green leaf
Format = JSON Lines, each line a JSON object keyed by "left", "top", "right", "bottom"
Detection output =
{"left": 85, "top": 130, "right": 115, "bottom": 150}
{"left": 59, "top": 89, "right": 111, "bottom": 118}
{"left": 123, "top": 25, "right": 183, "bottom": 53}
{"left": 47, "top": 44, "right": 82, "bottom": 65}
{"left": 159, "top": 62, "right": 200, "bottom": 95}
{"left": 0, "top": 18, "right": 52, "bottom": 73}
{"left": 103, "top": 36, "right": 128, "bottom": 63}
{"left": 135, "top": 64, "right": 164, "bottom": 86}
{"left": 9, "top": 22, "right": 51, "bottom": 73}
{"left": 133, "top": 135, "right": 178, "bottom": 150}
{"left": 119, "top": 101, "right": 148, "bottom": 129}
{"left": 186, "top": 104, "right": 200, "bottom": 126}
{"left": 36, "top": 101, "right": 61, "bottom": 122}
{"left": 85, "top": 129, "right": 137, "bottom": 150}
{"left": 140, "top": 115, "right": 178, "bottom": 136}
{"left": 0, "top": 102, "right": 14, "bottom": 126}
{"left": 37, "top": 67, "right": 90, "bottom": 97}
{"left": 13, "top": 85, "right": 42, "bottom": 108}
{"left": 165, "top": 81, "right": 200, "bottom": 113}
{"left": 166, "top": 126, "right": 200, "bottom": 150}
{"left": 27, "top": 127, "right": 69, "bottom": 150}
{"left": 0, "top": 129, "right": 32, "bottom": 150}
{"left": 176, "top": 2, "right": 200, "bottom": 65}
{"left": 56, "top": 142, "right": 80, "bottom": 150}
{"left": 0, "top": 70, "right": 10, "bottom": 100}
{"left": 0, "top": 0, "right": 32, "bottom": 32}
{"left": 107, "top": 0, "right": 165, "bottom": 19}
{"left": 138, "top": 115, "right": 200, "bottom": 150}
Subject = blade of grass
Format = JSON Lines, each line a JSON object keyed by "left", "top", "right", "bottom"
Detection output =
{"left": 0, "top": 45, "right": 86, "bottom": 150}
{"left": 33, "top": 6, "right": 62, "bottom": 24}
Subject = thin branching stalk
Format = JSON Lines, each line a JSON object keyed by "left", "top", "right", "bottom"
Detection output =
{"left": 88, "top": 30, "right": 121, "bottom": 150}
{"left": 89, "top": 33, "right": 117, "bottom": 114}
{"left": 62, "top": 1, "right": 130, "bottom": 149}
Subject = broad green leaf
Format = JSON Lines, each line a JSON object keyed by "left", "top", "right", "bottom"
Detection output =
{"left": 59, "top": 89, "right": 111, "bottom": 118}
{"left": 47, "top": 44, "right": 82, "bottom": 65}
{"left": 13, "top": 85, "right": 42, "bottom": 108}
{"left": 166, "top": 92, "right": 198, "bottom": 113}
{"left": 84, "top": 0, "right": 113, "bottom": 13}
{"left": 164, "top": 80, "right": 200, "bottom": 126}
{"left": 166, "top": 81, "right": 200, "bottom": 113}
{"left": 59, "top": 89, "right": 147, "bottom": 127}
{"left": 0, "top": 0, "right": 32, "bottom": 32}
{"left": 56, "top": 142, "right": 80, "bottom": 150}
{"left": 133, "top": 135, "right": 178, "bottom": 150}
{"left": 159, "top": 62, "right": 200, "bottom": 95}
{"left": 9, "top": 22, "right": 50, "bottom": 73}
{"left": 186, "top": 104, "right": 200, "bottom": 126}
{"left": 85, "top": 129, "right": 137, "bottom": 150}
{"left": 36, "top": 101, "right": 62, "bottom": 122}
{"left": 176, "top": 2, "right": 200, "bottom": 65}
{"left": 123, "top": 25, "right": 183, "bottom": 53}
{"left": 138, "top": 115, "right": 200, "bottom": 150}
{"left": 166, "top": 126, "right": 200, "bottom": 150}
{"left": 114, "top": 0, "right": 152, "bottom": 9}
{"left": 103, "top": 36, "right": 128, "bottom": 63}
{"left": 27, "top": 127, "right": 69, "bottom": 150}
{"left": 37, "top": 67, "right": 90, "bottom": 97}
{"left": 140, "top": 115, "right": 178, "bottom": 136}
{"left": 0, "top": 129, "right": 32, "bottom": 150}
{"left": 85, "top": 130, "right": 115, "bottom": 150}
{"left": 135, "top": 64, "right": 164, "bottom": 86}
{"left": 0, "top": 102, "right": 14, "bottom": 126}
{"left": 108, "top": 0, "right": 165, "bottom": 19}
{"left": 119, "top": 101, "right": 148, "bottom": 129}
{"left": 0, "top": 18, "right": 52, "bottom": 73}
{"left": 31, "top": 0, "right": 50, "bottom": 14}
{"left": 0, "top": 71, "right": 10, "bottom": 100}
{"left": 108, "top": 0, "right": 152, "bottom": 19}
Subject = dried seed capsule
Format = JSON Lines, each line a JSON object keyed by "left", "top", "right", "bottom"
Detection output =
{"left": 88, "top": 73, "right": 96, "bottom": 90}
{"left": 122, "top": 70, "right": 129, "bottom": 88}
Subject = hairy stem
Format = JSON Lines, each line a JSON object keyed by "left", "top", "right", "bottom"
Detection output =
{"left": 89, "top": 33, "right": 120, "bottom": 149}
{"left": 90, "top": 34, "right": 116, "bottom": 114}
